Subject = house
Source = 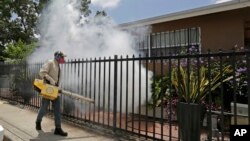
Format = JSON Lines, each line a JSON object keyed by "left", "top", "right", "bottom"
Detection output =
{"left": 119, "top": 0, "right": 250, "bottom": 56}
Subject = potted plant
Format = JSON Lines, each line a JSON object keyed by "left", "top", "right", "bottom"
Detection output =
{"left": 171, "top": 63, "right": 232, "bottom": 141}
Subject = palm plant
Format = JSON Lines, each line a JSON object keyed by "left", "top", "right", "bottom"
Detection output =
{"left": 171, "top": 64, "right": 232, "bottom": 104}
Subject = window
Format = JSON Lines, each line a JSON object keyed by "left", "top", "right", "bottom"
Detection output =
{"left": 137, "top": 27, "right": 201, "bottom": 57}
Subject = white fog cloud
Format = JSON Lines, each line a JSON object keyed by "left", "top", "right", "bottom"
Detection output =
{"left": 28, "top": 0, "right": 152, "bottom": 114}
{"left": 91, "top": 0, "right": 120, "bottom": 8}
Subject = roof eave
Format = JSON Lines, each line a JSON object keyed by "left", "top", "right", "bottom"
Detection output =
{"left": 119, "top": 0, "right": 250, "bottom": 29}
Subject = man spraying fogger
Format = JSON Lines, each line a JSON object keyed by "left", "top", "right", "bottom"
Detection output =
{"left": 35, "top": 51, "right": 68, "bottom": 136}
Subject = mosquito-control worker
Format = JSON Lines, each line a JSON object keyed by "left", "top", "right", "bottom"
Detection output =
{"left": 35, "top": 51, "right": 67, "bottom": 136}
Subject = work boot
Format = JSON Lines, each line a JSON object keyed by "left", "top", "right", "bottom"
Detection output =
{"left": 36, "top": 122, "right": 41, "bottom": 130}
{"left": 54, "top": 127, "right": 68, "bottom": 136}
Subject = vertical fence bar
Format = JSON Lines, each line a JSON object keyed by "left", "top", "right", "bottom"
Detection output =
{"left": 30, "top": 64, "right": 35, "bottom": 108}
{"left": 39, "top": 62, "right": 43, "bottom": 108}
{"left": 125, "top": 55, "right": 129, "bottom": 131}
{"left": 35, "top": 63, "right": 38, "bottom": 107}
{"left": 30, "top": 63, "right": 33, "bottom": 107}
{"left": 153, "top": 57, "right": 156, "bottom": 139}
{"left": 160, "top": 54, "right": 164, "bottom": 140}
{"left": 29, "top": 63, "right": 32, "bottom": 106}
{"left": 232, "top": 50, "right": 237, "bottom": 125}
{"left": 35, "top": 63, "right": 38, "bottom": 108}
{"left": 196, "top": 51, "right": 201, "bottom": 104}
{"left": 113, "top": 55, "right": 118, "bottom": 132}
{"left": 120, "top": 55, "right": 123, "bottom": 129}
{"left": 37, "top": 62, "right": 43, "bottom": 107}
{"left": 219, "top": 50, "right": 225, "bottom": 141}
{"left": 60, "top": 62, "right": 63, "bottom": 114}
{"left": 169, "top": 56, "right": 172, "bottom": 141}
{"left": 132, "top": 55, "right": 135, "bottom": 133}
{"left": 70, "top": 60, "right": 73, "bottom": 117}
{"left": 33, "top": 63, "right": 36, "bottom": 106}
{"left": 108, "top": 56, "right": 111, "bottom": 126}
{"left": 63, "top": 60, "right": 68, "bottom": 116}
{"left": 72, "top": 59, "right": 76, "bottom": 119}
{"left": 177, "top": 55, "right": 181, "bottom": 141}
{"left": 93, "top": 58, "right": 97, "bottom": 122}
{"left": 247, "top": 50, "right": 250, "bottom": 124}
{"left": 25, "top": 63, "right": 28, "bottom": 105}
{"left": 80, "top": 59, "right": 84, "bottom": 121}
{"left": 36, "top": 63, "right": 39, "bottom": 108}
{"left": 98, "top": 57, "right": 101, "bottom": 124}
{"left": 63, "top": 61, "right": 68, "bottom": 116}
{"left": 207, "top": 50, "right": 212, "bottom": 141}
{"left": 70, "top": 59, "right": 74, "bottom": 118}
{"left": 145, "top": 54, "right": 149, "bottom": 139}
{"left": 23, "top": 63, "right": 27, "bottom": 104}
{"left": 64, "top": 61, "right": 67, "bottom": 116}
{"left": 89, "top": 58, "right": 92, "bottom": 121}
{"left": 197, "top": 53, "right": 201, "bottom": 140}
{"left": 84, "top": 59, "right": 88, "bottom": 121}
{"left": 77, "top": 59, "right": 81, "bottom": 121}
{"left": 187, "top": 51, "right": 190, "bottom": 104}
{"left": 18, "top": 63, "right": 21, "bottom": 104}
{"left": 139, "top": 54, "right": 142, "bottom": 137}
{"left": 103, "top": 57, "right": 106, "bottom": 127}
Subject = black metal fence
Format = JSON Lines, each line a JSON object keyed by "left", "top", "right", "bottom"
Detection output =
{"left": 0, "top": 49, "right": 250, "bottom": 141}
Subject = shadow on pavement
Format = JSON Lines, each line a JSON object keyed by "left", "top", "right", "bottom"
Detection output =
{"left": 30, "top": 130, "right": 96, "bottom": 141}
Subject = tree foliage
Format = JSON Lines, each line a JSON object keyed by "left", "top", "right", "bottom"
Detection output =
{"left": 0, "top": 0, "right": 93, "bottom": 61}
{"left": 95, "top": 10, "right": 107, "bottom": 17}
{"left": 80, "top": 0, "right": 91, "bottom": 16}
{"left": 0, "top": 0, "right": 39, "bottom": 43}
{"left": 0, "top": 0, "right": 39, "bottom": 60}
{"left": 4, "top": 39, "right": 36, "bottom": 63}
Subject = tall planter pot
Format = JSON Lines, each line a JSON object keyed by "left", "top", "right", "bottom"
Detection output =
{"left": 177, "top": 102, "right": 202, "bottom": 141}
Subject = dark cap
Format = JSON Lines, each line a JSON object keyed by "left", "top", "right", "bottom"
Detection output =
{"left": 54, "top": 51, "right": 67, "bottom": 58}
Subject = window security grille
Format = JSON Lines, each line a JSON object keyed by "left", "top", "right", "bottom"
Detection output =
{"left": 137, "top": 27, "right": 201, "bottom": 57}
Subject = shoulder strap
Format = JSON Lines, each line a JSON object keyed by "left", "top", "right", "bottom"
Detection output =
{"left": 57, "top": 65, "right": 61, "bottom": 86}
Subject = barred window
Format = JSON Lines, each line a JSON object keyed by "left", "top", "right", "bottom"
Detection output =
{"left": 137, "top": 27, "right": 201, "bottom": 56}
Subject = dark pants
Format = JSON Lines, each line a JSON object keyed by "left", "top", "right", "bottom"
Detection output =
{"left": 36, "top": 97, "right": 61, "bottom": 128}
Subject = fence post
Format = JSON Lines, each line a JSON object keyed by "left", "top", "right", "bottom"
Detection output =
{"left": 113, "top": 55, "right": 118, "bottom": 132}
{"left": 247, "top": 50, "right": 250, "bottom": 124}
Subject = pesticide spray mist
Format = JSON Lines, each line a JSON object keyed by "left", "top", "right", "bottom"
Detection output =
{"left": 28, "top": 0, "right": 153, "bottom": 114}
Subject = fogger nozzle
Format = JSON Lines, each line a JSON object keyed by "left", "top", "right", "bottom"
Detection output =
{"left": 60, "top": 90, "right": 94, "bottom": 103}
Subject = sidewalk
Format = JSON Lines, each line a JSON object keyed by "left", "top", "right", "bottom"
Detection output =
{"left": 0, "top": 99, "right": 121, "bottom": 141}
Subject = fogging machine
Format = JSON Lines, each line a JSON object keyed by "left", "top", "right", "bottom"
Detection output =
{"left": 33, "top": 79, "right": 94, "bottom": 103}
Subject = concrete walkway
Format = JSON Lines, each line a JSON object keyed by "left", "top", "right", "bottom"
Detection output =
{"left": 0, "top": 100, "right": 122, "bottom": 141}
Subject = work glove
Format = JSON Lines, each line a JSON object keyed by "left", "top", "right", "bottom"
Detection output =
{"left": 44, "top": 74, "right": 56, "bottom": 85}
